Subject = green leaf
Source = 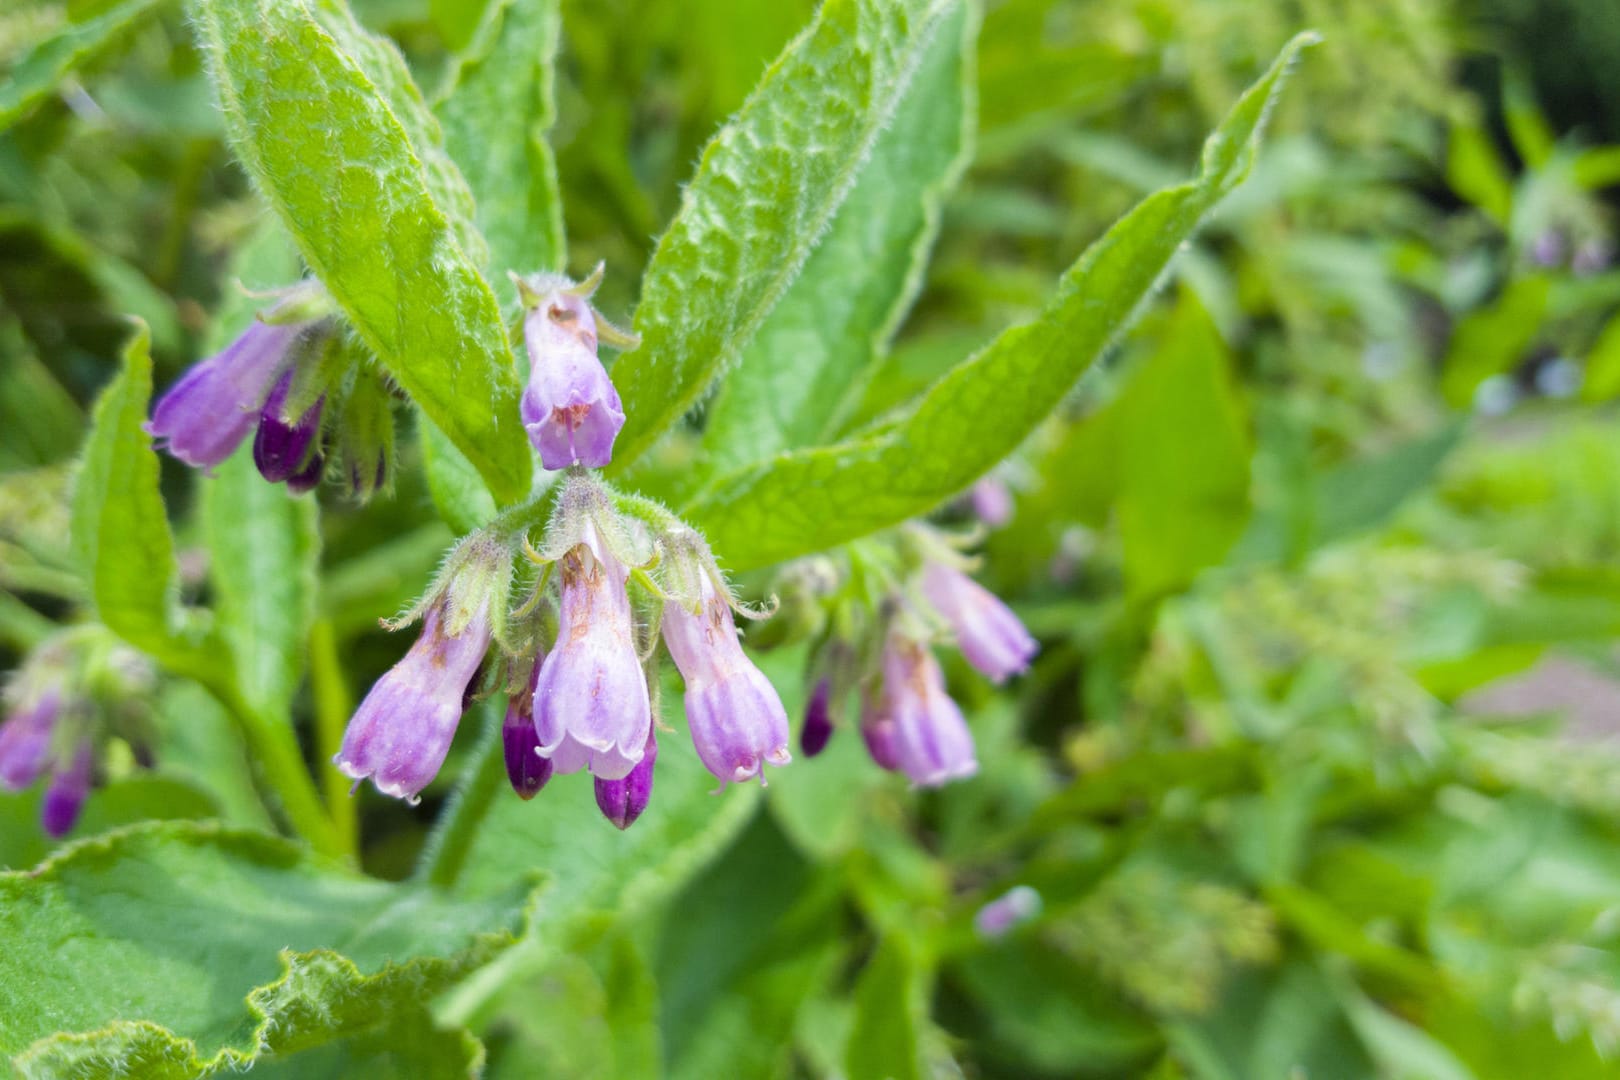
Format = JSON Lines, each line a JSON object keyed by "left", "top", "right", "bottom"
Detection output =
{"left": 419, "top": 414, "right": 497, "bottom": 535}
{"left": 699, "top": 0, "right": 976, "bottom": 473}
{"left": 69, "top": 322, "right": 210, "bottom": 669}
{"left": 190, "top": 0, "right": 533, "bottom": 503}
{"left": 606, "top": 0, "right": 962, "bottom": 471}
{"left": 0, "top": 821, "right": 534, "bottom": 1073}
{"left": 200, "top": 446, "right": 320, "bottom": 722}
{"left": 434, "top": 0, "right": 565, "bottom": 281}
{"left": 1116, "top": 294, "right": 1251, "bottom": 597}
{"left": 685, "top": 33, "right": 1317, "bottom": 570}
{"left": 845, "top": 938, "right": 930, "bottom": 1080}
{"left": 0, "top": 0, "right": 163, "bottom": 132}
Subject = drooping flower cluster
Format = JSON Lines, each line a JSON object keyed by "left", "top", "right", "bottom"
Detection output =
{"left": 0, "top": 631, "right": 156, "bottom": 837}
{"left": 147, "top": 281, "right": 393, "bottom": 499}
{"left": 797, "top": 526, "right": 1038, "bottom": 788}
{"left": 513, "top": 264, "right": 639, "bottom": 471}
{"left": 331, "top": 473, "right": 793, "bottom": 829}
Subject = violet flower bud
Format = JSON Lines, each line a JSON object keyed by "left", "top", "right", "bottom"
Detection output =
{"left": 41, "top": 739, "right": 93, "bottom": 838}
{"left": 970, "top": 476, "right": 1014, "bottom": 528}
{"left": 920, "top": 561, "right": 1037, "bottom": 683}
{"left": 253, "top": 371, "right": 325, "bottom": 484}
{"left": 0, "top": 688, "right": 60, "bottom": 791}
{"left": 595, "top": 726, "right": 657, "bottom": 829}
{"left": 286, "top": 450, "right": 326, "bottom": 494}
{"left": 503, "top": 658, "right": 552, "bottom": 800}
{"left": 519, "top": 287, "right": 625, "bottom": 470}
{"left": 858, "top": 685, "right": 903, "bottom": 772}
{"left": 974, "top": 886, "right": 1042, "bottom": 941}
{"left": 801, "top": 678, "right": 834, "bottom": 757}
{"left": 333, "top": 603, "right": 492, "bottom": 802}
{"left": 147, "top": 318, "right": 313, "bottom": 470}
{"left": 662, "top": 575, "right": 791, "bottom": 788}
{"left": 534, "top": 525, "right": 651, "bottom": 780}
{"left": 877, "top": 636, "right": 978, "bottom": 788}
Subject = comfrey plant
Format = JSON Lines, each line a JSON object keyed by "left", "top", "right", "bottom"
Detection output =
{"left": 0, "top": 0, "right": 1325, "bottom": 1068}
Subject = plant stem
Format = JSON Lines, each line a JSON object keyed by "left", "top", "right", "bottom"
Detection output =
{"left": 180, "top": 657, "right": 347, "bottom": 860}
{"left": 416, "top": 699, "right": 506, "bottom": 888}
{"left": 308, "top": 617, "right": 360, "bottom": 857}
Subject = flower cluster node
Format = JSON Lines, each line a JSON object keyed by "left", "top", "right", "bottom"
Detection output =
{"left": 0, "top": 630, "right": 156, "bottom": 837}
{"left": 147, "top": 281, "right": 393, "bottom": 499}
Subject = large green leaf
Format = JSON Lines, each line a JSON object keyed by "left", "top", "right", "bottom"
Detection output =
{"left": 1116, "top": 295, "right": 1251, "bottom": 597}
{"left": 699, "top": 0, "right": 977, "bottom": 473}
{"left": 606, "top": 0, "right": 960, "bottom": 471}
{"left": 0, "top": 0, "right": 163, "bottom": 132}
{"left": 434, "top": 0, "right": 565, "bottom": 282}
{"left": 189, "top": 0, "right": 533, "bottom": 503}
{"left": 0, "top": 821, "right": 534, "bottom": 1076}
{"left": 201, "top": 446, "right": 320, "bottom": 722}
{"left": 685, "top": 33, "right": 1317, "bottom": 570}
{"left": 69, "top": 322, "right": 211, "bottom": 669}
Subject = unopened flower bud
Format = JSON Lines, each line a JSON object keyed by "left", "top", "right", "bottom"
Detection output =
{"left": 41, "top": 740, "right": 93, "bottom": 838}
{"left": 336, "top": 369, "right": 394, "bottom": 501}
{"left": 875, "top": 635, "right": 977, "bottom": 787}
{"left": 503, "top": 657, "right": 552, "bottom": 800}
{"left": 920, "top": 560, "right": 1037, "bottom": 683}
{"left": 801, "top": 678, "right": 834, "bottom": 757}
{"left": 970, "top": 476, "right": 1014, "bottom": 527}
{"left": 595, "top": 726, "right": 656, "bottom": 829}
{"left": 974, "top": 885, "right": 1042, "bottom": 940}
{"left": 513, "top": 268, "right": 634, "bottom": 470}
{"left": 0, "top": 687, "right": 61, "bottom": 790}
{"left": 253, "top": 371, "right": 325, "bottom": 484}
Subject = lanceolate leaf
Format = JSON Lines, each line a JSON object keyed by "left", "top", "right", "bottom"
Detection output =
{"left": 686, "top": 33, "right": 1317, "bottom": 570}
{"left": 700, "top": 0, "right": 977, "bottom": 474}
{"left": 69, "top": 322, "right": 209, "bottom": 669}
{"left": 0, "top": 0, "right": 164, "bottom": 132}
{"left": 606, "top": 0, "right": 959, "bottom": 472}
{"left": 190, "top": 0, "right": 533, "bottom": 504}
{"left": 434, "top": 0, "right": 566, "bottom": 283}
{"left": 0, "top": 822, "right": 534, "bottom": 1074}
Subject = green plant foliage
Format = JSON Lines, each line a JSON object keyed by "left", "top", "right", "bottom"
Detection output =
{"left": 687, "top": 32, "right": 1317, "bottom": 570}
{"left": 0, "top": 0, "right": 163, "bottom": 132}
{"left": 188, "top": 0, "right": 532, "bottom": 503}
{"left": 0, "top": 821, "right": 535, "bottom": 1075}
{"left": 606, "top": 0, "right": 962, "bottom": 470}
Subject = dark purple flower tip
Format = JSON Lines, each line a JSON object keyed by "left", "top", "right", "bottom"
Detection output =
{"left": 503, "top": 662, "right": 552, "bottom": 800}
{"left": 147, "top": 319, "right": 309, "bottom": 470}
{"left": 970, "top": 476, "right": 1014, "bottom": 527}
{"left": 253, "top": 372, "right": 325, "bottom": 484}
{"left": 520, "top": 295, "right": 626, "bottom": 470}
{"left": 535, "top": 527, "right": 651, "bottom": 780}
{"left": 595, "top": 727, "right": 657, "bottom": 830}
{"left": 286, "top": 450, "right": 326, "bottom": 494}
{"left": 920, "top": 561, "right": 1037, "bottom": 684}
{"left": 333, "top": 605, "right": 492, "bottom": 803}
{"left": 801, "top": 678, "right": 834, "bottom": 757}
{"left": 662, "top": 579, "right": 791, "bottom": 789}
{"left": 879, "top": 637, "right": 978, "bottom": 788}
{"left": 0, "top": 689, "right": 62, "bottom": 791}
{"left": 41, "top": 740, "right": 93, "bottom": 839}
